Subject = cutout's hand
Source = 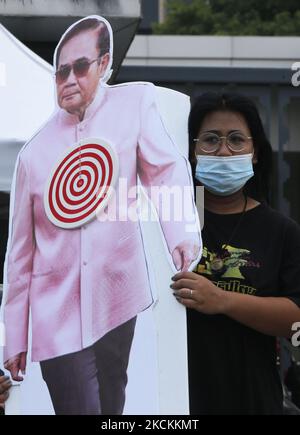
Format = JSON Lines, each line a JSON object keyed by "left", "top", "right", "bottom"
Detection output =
{"left": 4, "top": 352, "right": 27, "bottom": 382}
{"left": 172, "top": 241, "right": 199, "bottom": 271}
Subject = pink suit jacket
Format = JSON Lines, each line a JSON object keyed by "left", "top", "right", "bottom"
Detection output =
{"left": 3, "top": 82, "right": 201, "bottom": 362}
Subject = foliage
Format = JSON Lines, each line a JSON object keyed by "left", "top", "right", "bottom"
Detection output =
{"left": 153, "top": 0, "right": 300, "bottom": 35}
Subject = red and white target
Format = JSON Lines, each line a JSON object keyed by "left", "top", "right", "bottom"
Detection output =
{"left": 44, "top": 138, "right": 119, "bottom": 229}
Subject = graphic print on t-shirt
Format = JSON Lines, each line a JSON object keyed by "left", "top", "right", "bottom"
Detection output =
{"left": 195, "top": 244, "right": 261, "bottom": 296}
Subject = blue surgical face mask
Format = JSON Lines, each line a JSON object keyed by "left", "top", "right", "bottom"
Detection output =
{"left": 195, "top": 154, "right": 254, "bottom": 196}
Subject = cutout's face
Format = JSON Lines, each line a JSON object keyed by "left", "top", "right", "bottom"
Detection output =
{"left": 56, "top": 28, "right": 109, "bottom": 116}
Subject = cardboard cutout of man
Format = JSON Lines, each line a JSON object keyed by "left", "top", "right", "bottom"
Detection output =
{"left": 2, "top": 16, "right": 201, "bottom": 415}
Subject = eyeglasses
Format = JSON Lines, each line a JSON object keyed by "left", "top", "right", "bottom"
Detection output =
{"left": 194, "top": 132, "right": 252, "bottom": 153}
{"left": 55, "top": 57, "right": 101, "bottom": 84}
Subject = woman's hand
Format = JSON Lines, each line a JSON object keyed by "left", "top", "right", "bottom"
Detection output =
{"left": 171, "top": 271, "right": 228, "bottom": 315}
{"left": 171, "top": 272, "right": 300, "bottom": 337}
{"left": 0, "top": 373, "right": 12, "bottom": 409}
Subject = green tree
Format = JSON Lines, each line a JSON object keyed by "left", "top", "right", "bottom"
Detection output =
{"left": 153, "top": 0, "right": 300, "bottom": 35}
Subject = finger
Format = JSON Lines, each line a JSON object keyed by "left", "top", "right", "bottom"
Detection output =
{"left": 3, "top": 379, "right": 12, "bottom": 388}
{"left": 0, "top": 376, "right": 10, "bottom": 383}
{"left": 0, "top": 391, "right": 9, "bottom": 403}
{"left": 12, "top": 373, "right": 23, "bottom": 382}
{"left": 172, "top": 271, "right": 198, "bottom": 281}
{"left": 171, "top": 278, "right": 198, "bottom": 290}
{"left": 4, "top": 358, "right": 19, "bottom": 371}
{"left": 181, "top": 251, "right": 192, "bottom": 272}
{"left": 9, "top": 363, "right": 23, "bottom": 382}
{"left": 173, "top": 288, "right": 196, "bottom": 299}
{"left": 0, "top": 380, "right": 12, "bottom": 393}
{"left": 172, "top": 248, "right": 182, "bottom": 271}
{"left": 20, "top": 353, "right": 26, "bottom": 375}
{"left": 175, "top": 296, "right": 198, "bottom": 309}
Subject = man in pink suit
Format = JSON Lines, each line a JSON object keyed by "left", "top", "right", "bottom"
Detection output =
{"left": 3, "top": 16, "right": 201, "bottom": 414}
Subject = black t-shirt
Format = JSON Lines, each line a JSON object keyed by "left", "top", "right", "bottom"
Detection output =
{"left": 187, "top": 203, "right": 300, "bottom": 415}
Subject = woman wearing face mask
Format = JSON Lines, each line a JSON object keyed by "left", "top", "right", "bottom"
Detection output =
{"left": 171, "top": 92, "right": 300, "bottom": 415}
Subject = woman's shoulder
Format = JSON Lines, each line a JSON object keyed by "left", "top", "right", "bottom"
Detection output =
{"left": 254, "top": 202, "right": 300, "bottom": 239}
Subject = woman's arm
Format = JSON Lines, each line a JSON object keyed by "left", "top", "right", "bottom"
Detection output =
{"left": 171, "top": 272, "right": 300, "bottom": 337}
